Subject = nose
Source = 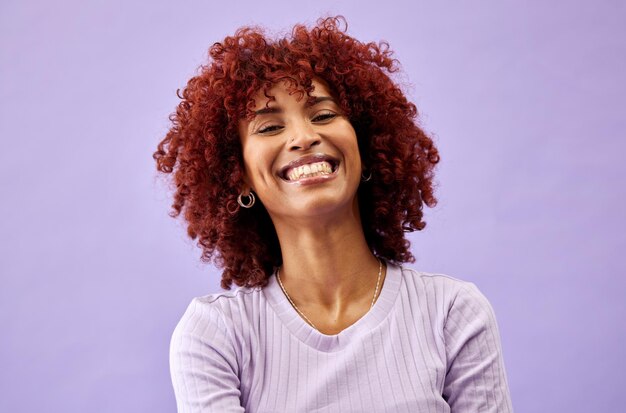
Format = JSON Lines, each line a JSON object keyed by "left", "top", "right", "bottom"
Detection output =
{"left": 288, "top": 121, "right": 321, "bottom": 151}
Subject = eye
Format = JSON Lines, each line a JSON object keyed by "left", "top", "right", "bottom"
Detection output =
{"left": 256, "top": 124, "right": 284, "bottom": 135}
{"left": 311, "top": 111, "right": 337, "bottom": 123}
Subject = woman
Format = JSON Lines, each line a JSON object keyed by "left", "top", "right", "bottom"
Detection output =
{"left": 154, "top": 16, "right": 513, "bottom": 413}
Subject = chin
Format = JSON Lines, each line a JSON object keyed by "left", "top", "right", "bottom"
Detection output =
{"left": 288, "top": 194, "right": 358, "bottom": 219}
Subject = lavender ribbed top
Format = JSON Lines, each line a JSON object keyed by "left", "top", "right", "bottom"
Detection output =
{"left": 170, "top": 263, "right": 513, "bottom": 412}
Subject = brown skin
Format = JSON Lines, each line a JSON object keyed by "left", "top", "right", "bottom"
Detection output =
{"left": 238, "top": 79, "right": 386, "bottom": 335}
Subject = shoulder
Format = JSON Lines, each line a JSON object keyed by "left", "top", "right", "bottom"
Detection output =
{"left": 189, "top": 285, "right": 263, "bottom": 313}
{"left": 171, "top": 285, "right": 263, "bottom": 355}
{"left": 399, "top": 265, "right": 474, "bottom": 288}
{"left": 398, "top": 265, "right": 488, "bottom": 304}
{"left": 173, "top": 285, "right": 263, "bottom": 335}
{"left": 396, "top": 265, "right": 496, "bottom": 326}
{"left": 170, "top": 286, "right": 264, "bottom": 374}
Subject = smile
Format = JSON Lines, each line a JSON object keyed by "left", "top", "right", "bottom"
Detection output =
{"left": 286, "top": 161, "right": 333, "bottom": 181}
{"left": 279, "top": 154, "right": 339, "bottom": 183}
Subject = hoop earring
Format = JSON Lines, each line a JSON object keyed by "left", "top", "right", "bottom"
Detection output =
{"left": 237, "top": 192, "right": 255, "bottom": 208}
{"left": 361, "top": 170, "right": 372, "bottom": 182}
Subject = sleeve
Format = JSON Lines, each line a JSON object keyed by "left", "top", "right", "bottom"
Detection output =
{"left": 442, "top": 283, "right": 514, "bottom": 412}
{"left": 169, "top": 298, "right": 245, "bottom": 413}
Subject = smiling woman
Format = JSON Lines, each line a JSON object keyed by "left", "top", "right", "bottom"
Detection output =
{"left": 238, "top": 79, "right": 362, "bottom": 226}
{"left": 154, "top": 16, "right": 513, "bottom": 413}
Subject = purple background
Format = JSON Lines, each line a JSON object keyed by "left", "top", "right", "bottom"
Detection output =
{"left": 1, "top": 1, "right": 624, "bottom": 412}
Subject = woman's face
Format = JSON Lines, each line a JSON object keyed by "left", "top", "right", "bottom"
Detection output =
{"left": 238, "top": 78, "right": 362, "bottom": 223}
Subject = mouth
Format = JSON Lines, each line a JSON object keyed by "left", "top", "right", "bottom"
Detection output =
{"left": 279, "top": 153, "right": 340, "bottom": 182}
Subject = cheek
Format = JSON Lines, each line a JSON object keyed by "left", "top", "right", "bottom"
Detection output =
{"left": 242, "top": 145, "right": 275, "bottom": 183}
{"left": 341, "top": 132, "right": 361, "bottom": 167}
{"left": 240, "top": 144, "right": 260, "bottom": 186}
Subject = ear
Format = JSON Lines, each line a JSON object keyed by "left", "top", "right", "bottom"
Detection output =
{"left": 240, "top": 178, "right": 255, "bottom": 195}
{"left": 238, "top": 160, "right": 255, "bottom": 194}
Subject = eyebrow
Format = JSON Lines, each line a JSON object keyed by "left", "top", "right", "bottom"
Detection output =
{"left": 253, "top": 96, "right": 336, "bottom": 116}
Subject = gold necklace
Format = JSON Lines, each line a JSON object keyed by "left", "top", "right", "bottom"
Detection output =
{"left": 276, "top": 259, "right": 383, "bottom": 331}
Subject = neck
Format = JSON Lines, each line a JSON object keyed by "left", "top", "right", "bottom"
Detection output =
{"left": 272, "top": 206, "right": 383, "bottom": 318}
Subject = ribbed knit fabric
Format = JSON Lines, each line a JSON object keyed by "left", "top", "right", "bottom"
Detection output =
{"left": 170, "top": 263, "right": 513, "bottom": 412}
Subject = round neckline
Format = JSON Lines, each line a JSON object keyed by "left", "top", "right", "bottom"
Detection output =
{"left": 263, "top": 261, "right": 402, "bottom": 352}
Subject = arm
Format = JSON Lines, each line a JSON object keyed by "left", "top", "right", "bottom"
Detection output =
{"left": 442, "top": 283, "right": 514, "bottom": 412}
{"left": 170, "top": 298, "right": 245, "bottom": 413}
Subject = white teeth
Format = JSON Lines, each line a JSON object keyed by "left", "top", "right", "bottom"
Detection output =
{"left": 285, "top": 161, "right": 333, "bottom": 181}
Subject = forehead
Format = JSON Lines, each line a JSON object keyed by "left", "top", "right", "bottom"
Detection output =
{"left": 248, "top": 78, "right": 332, "bottom": 110}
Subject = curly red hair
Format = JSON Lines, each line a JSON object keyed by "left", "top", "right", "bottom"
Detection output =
{"left": 154, "top": 16, "right": 440, "bottom": 289}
